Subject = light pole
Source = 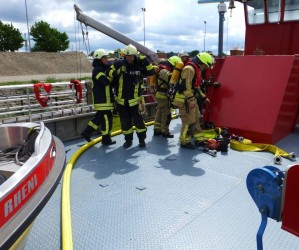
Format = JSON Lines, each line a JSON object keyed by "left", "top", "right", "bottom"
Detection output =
{"left": 141, "top": 8, "right": 146, "bottom": 46}
{"left": 25, "top": 0, "right": 31, "bottom": 51}
{"left": 218, "top": 2, "right": 227, "bottom": 58}
{"left": 204, "top": 21, "right": 207, "bottom": 51}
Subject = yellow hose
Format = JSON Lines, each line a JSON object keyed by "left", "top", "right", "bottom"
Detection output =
{"left": 230, "top": 139, "right": 296, "bottom": 164}
{"left": 61, "top": 129, "right": 122, "bottom": 250}
{"left": 61, "top": 118, "right": 167, "bottom": 249}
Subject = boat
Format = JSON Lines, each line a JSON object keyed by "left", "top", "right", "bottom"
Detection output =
{"left": 1, "top": 0, "right": 299, "bottom": 249}
{"left": 22, "top": 119, "right": 299, "bottom": 250}
{"left": 0, "top": 122, "right": 66, "bottom": 249}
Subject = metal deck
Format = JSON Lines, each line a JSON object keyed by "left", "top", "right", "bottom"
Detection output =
{"left": 23, "top": 118, "right": 299, "bottom": 250}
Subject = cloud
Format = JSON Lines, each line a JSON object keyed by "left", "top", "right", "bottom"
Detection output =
{"left": 0, "top": 0, "right": 245, "bottom": 55}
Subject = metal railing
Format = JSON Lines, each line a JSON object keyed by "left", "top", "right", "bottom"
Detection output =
{"left": 0, "top": 81, "right": 157, "bottom": 124}
{"left": 0, "top": 81, "right": 92, "bottom": 124}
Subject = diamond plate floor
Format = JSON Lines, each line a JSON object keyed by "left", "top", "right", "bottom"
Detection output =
{"left": 24, "top": 118, "right": 299, "bottom": 250}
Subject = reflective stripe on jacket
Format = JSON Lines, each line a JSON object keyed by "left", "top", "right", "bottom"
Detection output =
{"left": 92, "top": 60, "right": 114, "bottom": 111}
{"left": 109, "top": 55, "right": 155, "bottom": 106}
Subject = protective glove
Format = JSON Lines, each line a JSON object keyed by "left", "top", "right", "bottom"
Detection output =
{"left": 138, "top": 100, "right": 147, "bottom": 116}
{"left": 204, "top": 97, "right": 210, "bottom": 105}
{"left": 213, "top": 82, "right": 221, "bottom": 88}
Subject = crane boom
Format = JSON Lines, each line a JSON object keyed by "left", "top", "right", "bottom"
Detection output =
{"left": 74, "top": 4, "right": 158, "bottom": 64}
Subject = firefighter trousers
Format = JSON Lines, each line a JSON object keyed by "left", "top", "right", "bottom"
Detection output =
{"left": 178, "top": 102, "right": 202, "bottom": 145}
{"left": 118, "top": 102, "right": 146, "bottom": 141}
{"left": 88, "top": 110, "right": 113, "bottom": 136}
{"left": 154, "top": 97, "right": 171, "bottom": 134}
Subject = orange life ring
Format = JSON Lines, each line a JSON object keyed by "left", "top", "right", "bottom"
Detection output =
{"left": 34, "top": 83, "right": 52, "bottom": 107}
{"left": 70, "top": 79, "right": 83, "bottom": 103}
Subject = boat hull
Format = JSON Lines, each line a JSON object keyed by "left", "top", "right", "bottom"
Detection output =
{"left": 0, "top": 123, "right": 66, "bottom": 249}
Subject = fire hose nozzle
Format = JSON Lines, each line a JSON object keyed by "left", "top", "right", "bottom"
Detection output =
{"left": 289, "top": 152, "right": 296, "bottom": 160}
{"left": 202, "top": 147, "right": 217, "bottom": 157}
{"left": 274, "top": 155, "right": 282, "bottom": 165}
{"left": 230, "top": 134, "right": 243, "bottom": 142}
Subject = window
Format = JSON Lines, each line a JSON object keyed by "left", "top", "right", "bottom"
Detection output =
{"left": 247, "top": 0, "right": 265, "bottom": 24}
{"left": 268, "top": 0, "right": 281, "bottom": 23}
{"left": 284, "top": 0, "right": 299, "bottom": 21}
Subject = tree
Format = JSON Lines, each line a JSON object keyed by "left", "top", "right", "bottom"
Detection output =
{"left": 30, "top": 21, "right": 69, "bottom": 52}
{"left": 0, "top": 21, "right": 24, "bottom": 52}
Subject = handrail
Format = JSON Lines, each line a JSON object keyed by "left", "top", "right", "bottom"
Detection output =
{"left": 0, "top": 81, "right": 89, "bottom": 124}
{"left": 0, "top": 81, "right": 157, "bottom": 125}
{"left": 34, "top": 122, "right": 45, "bottom": 156}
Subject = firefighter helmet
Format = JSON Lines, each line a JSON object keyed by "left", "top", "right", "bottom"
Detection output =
{"left": 123, "top": 44, "right": 138, "bottom": 56}
{"left": 178, "top": 50, "right": 189, "bottom": 57}
{"left": 93, "top": 49, "right": 108, "bottom": 59}
{"left": 168, "top": 56, "right": 182, "bottom": 66}
{"left": 197, "top": 52, "right": 214, "bottom": 68}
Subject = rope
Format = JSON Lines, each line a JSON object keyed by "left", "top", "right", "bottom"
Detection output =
{"left": 80, "top": 23, "right": 90, "bottom": 56}
{"left": 73, "top": 11, "right": 80, "bottom": 78}
{"left": 85, "top": 24, "right": 91, "bottom": 56}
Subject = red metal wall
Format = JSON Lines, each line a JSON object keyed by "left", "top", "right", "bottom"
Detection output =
{"left": 245, "top": 22, "right": 299, "bottom": 55}
{"left": 207, "top": 55, "right": 299, "bottom": 144}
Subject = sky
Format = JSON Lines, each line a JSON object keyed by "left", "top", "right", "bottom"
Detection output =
{"left": 0, "top": 0, "right": 246, "bottom": 55}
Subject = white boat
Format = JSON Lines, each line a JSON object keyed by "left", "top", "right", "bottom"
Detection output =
{"left": 0, "top": 122, "right": 65, "bottom": 249}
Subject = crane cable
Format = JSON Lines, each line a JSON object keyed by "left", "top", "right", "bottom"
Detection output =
{"left": 73, "top": 10, "right": 82, "bottom": 78}
{"left": 80, "top": 22, "right": 91, "bottom": 56}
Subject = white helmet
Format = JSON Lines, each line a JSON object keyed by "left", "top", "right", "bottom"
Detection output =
{"left": 123, "top": 44, "right": 138, "bottom": 56}
{"left": 178, "top": 50, "right": 189, "bottom": 57}
{"left": 93, "top": 49, "right": 108, "bottom": 59}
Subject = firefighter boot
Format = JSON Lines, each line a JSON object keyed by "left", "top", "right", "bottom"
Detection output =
{"left": 139, "top": 139, "right": 146, "bottom": 148}
{"left": 161, "top": 133, "right": 174, "bottom": 138}
{"left": 123, "top": 134, "right": 133, "bottom": 148}
{"left": 80, "top": 125, "right": 94, "bottom": 142}
{"left": 180, "top": 142, "right": 195, "bottom": 149}
{"left": 102, "top": 135, "right": 116, "bottom": 146}
{"left": 123, "top": 140, "right": 133, "bottom": 148}
{"left": 153, "top": 130, "right": 162, "bottom": 136}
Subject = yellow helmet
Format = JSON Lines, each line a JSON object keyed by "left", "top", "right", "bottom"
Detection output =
{"left": 168, "top": 56, "right": 182, "bottom": 66}
{"left": 123, "top": 44, "right": 138, "bottom": 56}
{"left": 119, "top": 49, "right": 124, "bottom": 58}
{"left": 197, "top": 52, "right": 213, "bottom": 68}
{"left": 93, "top": 49, "right": 108, "bottom": 59}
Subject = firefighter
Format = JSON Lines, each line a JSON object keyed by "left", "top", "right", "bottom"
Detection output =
{"left": 108, "top": 44, "right": 155, "bottom": 148}
{"left": 153, "top": 56, "right": 182, "bottom": 138}
{"left": 81, "top": 49, "right": 116, "bottom": 145}
{"left": 196, "top": 56, "right": 221, "bottom": 128}
{"left": 172, "top": 52, "right": 213, "bottom": 149}
{"left": 178, "top": 50, "right": 190, "bottom": 65}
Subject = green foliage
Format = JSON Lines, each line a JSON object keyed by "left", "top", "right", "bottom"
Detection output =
{"left": 30, "top": 21, "right": 69, "bottom": 52}
{"left": 45, "top": 77, "right": 57, "bottom": 83}
{"left": 0, "top": 21, "right": 24, "bottom": 51}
